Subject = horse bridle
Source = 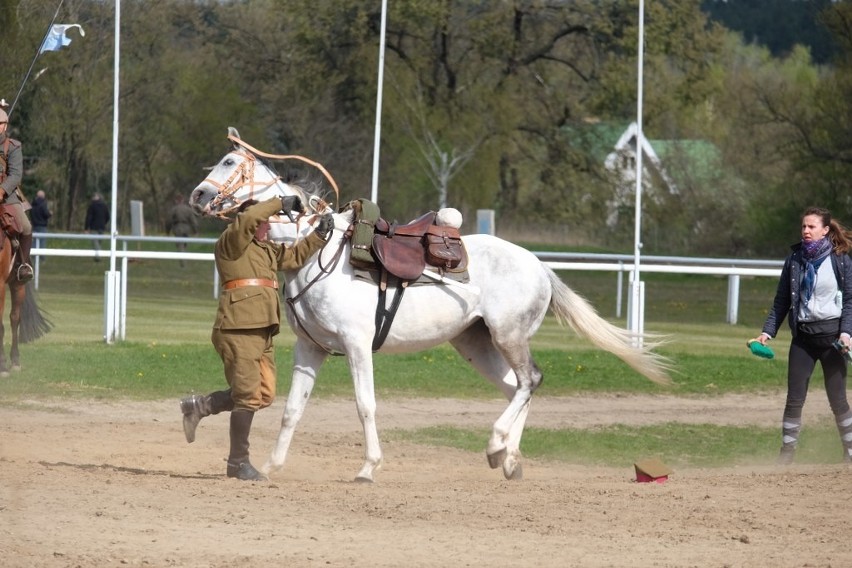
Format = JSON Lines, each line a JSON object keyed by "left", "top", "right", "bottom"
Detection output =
{"left": 200, "top": 149, "right": 283, "bottom": 219}
{"left": 201, "top": 135, "right": 341, "bottom": 221}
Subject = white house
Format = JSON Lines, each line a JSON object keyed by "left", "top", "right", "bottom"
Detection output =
{"left": 603, "top": 122, "right": 679, "bottom": 227}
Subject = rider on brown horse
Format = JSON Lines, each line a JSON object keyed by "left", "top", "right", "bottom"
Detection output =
{"left": 0, "top": 108, "right": 34, "bottom": 282}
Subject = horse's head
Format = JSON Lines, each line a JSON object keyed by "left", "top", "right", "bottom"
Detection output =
{"left": 190, "top": 127, "right": 309, "bottom": 218}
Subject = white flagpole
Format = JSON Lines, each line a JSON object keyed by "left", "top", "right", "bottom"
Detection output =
{"left": 628, "top": 0, "right": 646, "bottom": 346}
{"left": 104, "top": 0, "right": 122, "bottom": 343}
{"left": 370, "top": 0, "right": 388, "bottom": 204}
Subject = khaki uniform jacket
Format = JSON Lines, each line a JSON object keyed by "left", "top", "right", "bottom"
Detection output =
{"left": 0, "top": 134, "right": 29, "bottom": 207}
{"left": 214, "top": 198, "right": 325, "bottom": 335}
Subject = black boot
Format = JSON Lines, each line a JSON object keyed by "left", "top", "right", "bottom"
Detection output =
{"left": 227, "top": 409, "right": 266, "bottom": 481}
{"left": 179, "top": 389, "right": 233, "bottom": 443}
{"left": 16, "top": 233, "right": 33, "bottom": 282}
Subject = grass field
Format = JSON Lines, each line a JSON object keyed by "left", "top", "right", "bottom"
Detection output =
{"left": 4, "top": 244, "right": 843, "bottom": 467}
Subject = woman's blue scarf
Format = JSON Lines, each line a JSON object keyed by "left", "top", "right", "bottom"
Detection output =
{"left": 801, "top": 237, "right": 833, "bottom": 303}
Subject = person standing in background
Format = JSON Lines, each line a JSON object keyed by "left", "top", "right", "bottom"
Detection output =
{"left": 30, "top": 189, "right": 51, "bottom": 258}
{"left": 84, "top": 193, "right": 109, "bottom": 261}
{"left": 166, "top": 194, "right": 198, "bottom": 267}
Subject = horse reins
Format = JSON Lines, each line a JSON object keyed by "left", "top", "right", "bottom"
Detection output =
{"left": 200, "top": 135, "right": 341, "bottom": 221}
{"left": 285, "top": 226, "right": 353, "bottom": 357}
{"left": 226, "top": 134, "right": 340, "bottom": 208}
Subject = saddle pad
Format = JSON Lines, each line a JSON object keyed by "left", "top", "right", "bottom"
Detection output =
{"left": 353, "top": 266, "right": 470, "bottom": 286}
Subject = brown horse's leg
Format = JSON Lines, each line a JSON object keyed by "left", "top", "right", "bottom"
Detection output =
{"left": 0, "top": 243, "right": 11, "bottom": 376}
{"left": 0, "top": 280, "right": 6, "bottom": 377}
{"left": 8, "top": 280, "right": 24, "bottom": 371}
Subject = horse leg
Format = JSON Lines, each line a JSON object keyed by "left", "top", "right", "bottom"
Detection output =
{"left": 0, "top": 288, "right": 7, "bottom": 378}
{"left": 450, "top": 320, "right": 543, "bottom": 480}
{"left": 0, "top": 318, "right": 6, "bottom": 378}
{"left": 347, "top": 342, "right": 382, "bottom": 483}
{"left": 262, "top": 339, "right": 328, "bottom": 476}
{"left": 8, "top": 283, "right": 23, "bottom": 371}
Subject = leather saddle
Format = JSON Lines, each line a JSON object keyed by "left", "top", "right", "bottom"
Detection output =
{"left": 371, "top": 211, "right": 467, "bottom": 281}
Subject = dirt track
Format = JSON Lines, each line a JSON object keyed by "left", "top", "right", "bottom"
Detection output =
{"left": 2, "top": 394, "right": 850, "bottom": 567}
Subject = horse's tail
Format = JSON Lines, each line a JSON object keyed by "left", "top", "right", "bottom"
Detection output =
{"left": 19, "top": 281, "right": 53, "bottom": 343}
{"left": 545, "top": 267, "right": 672, "bottom": 385}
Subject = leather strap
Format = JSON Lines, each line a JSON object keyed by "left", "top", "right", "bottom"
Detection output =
{"left": 222, "top": 278, "right": 278, "bottom": 290}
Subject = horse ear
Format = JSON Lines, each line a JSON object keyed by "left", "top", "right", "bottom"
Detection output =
{"left": 227, "top": 126, "right": 241, "bottom": 143}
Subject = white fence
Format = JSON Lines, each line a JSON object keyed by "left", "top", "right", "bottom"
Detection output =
{"left": 535, "top": 252, "right": 782, "bottom": 325}
{"left": 30, "top": 233, "right": 783, "bottom": 340}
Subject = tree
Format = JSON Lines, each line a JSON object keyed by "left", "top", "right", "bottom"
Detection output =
{"left": 701, "top": 0, "right": 836, "bottom": 64}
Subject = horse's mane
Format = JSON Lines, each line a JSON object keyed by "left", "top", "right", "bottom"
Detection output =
{"left": 265, "top": 159, "right": 335, "bottom": 211}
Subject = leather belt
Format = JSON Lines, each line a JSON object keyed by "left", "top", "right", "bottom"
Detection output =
{"left": 222, "top": 278, "right": 279, "bottom": 290}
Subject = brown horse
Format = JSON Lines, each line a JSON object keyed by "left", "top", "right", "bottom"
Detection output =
{"left": 0, "top": 233, "right": 51, "bottom": 376}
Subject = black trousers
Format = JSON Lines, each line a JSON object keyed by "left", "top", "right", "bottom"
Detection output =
{"left": 785, "top": 332, "right": 850, "bottom": 418}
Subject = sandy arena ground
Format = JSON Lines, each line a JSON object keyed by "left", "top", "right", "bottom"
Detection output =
{"left": 2, "top": 393, "right": 850, "bottom": 567}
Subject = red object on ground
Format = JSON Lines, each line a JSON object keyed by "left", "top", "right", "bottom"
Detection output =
{"left": 634, "top": 457, "right": 673, "bottom": 483}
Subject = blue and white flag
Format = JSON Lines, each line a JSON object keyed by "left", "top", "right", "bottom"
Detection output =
{"left": 39, "top": 24, "right": 86, "bottom": 54}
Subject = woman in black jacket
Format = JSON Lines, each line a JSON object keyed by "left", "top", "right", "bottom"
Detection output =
{"left": 751, "top": 206, "right": 852, "bottom": 465}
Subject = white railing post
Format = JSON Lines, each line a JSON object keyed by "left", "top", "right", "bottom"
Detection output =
{"left": 616, "top": 262, "right": 624, "bottom": 319}
{"left": 727, "top": 274, "right": 740, "bottom": 325}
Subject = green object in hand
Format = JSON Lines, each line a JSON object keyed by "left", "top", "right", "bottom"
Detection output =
{"left": 748, "top": 340, "right": 775, "bottom": 359}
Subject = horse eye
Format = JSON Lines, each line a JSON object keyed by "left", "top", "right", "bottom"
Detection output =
{"left": 223, "top": 159, "right": 235, "bottom": 167}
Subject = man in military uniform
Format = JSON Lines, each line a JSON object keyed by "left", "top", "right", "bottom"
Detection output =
{"left": 0, "top": 108, "right": 34, "bottom": 281}
{"left": 166, "top": 194, "right": 198, "bottom": 267}
{"left": 180, "top": 196, "right": 333, "bottom": 481}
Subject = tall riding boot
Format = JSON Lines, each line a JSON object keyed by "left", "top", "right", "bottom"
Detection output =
{"left": 777, "top": 414, "right": 802, "bottom": 465}
{"left": 17, "top": 233, "right": 33, "bottom": 282}
{"left": 834, "top": 410, "right": 852, "bottom": 463}
{"left": 227, "top": 409, "right": 266, "bottom": 481}
{"left": 179, "top": 389, "right": 234, "bottom": 443}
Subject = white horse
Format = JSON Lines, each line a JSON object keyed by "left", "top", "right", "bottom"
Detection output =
{"left": 190, "top": 128, "right": 671, "bottom": 482}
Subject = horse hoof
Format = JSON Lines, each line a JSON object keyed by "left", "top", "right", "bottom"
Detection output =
{"left": 503, "top": 460, "right": 523, "bottom": 481}
{"left": 0, "top": 371, "right": 9, "bottom": 378}
{"left": 11, "top": 365, "right": 21, "bottom": 373}
{"left": 486, "top": 447, "right": 506, "bottom": 469}
{"left": 354, "top": 475, "right": 374, "bottom": 484}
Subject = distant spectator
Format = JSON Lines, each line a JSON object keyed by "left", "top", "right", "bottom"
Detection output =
{"left": 166, "top": 194, "right": 198, "bottom": 267}
{"left": 84, "top": 193, "right": 109, "bottom": 261}
{"left": 30, "top": 189, "right": 51, "bottom": 256}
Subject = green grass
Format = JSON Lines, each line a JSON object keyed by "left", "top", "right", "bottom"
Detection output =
{"left": 1, "top": 340, "right": 788, "bottom": 401}
{"left": 4, "top": 250, "right": 837, "bottom": 467}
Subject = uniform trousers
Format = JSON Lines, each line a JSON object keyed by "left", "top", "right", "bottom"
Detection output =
{"left": 212, "top": 326, "right": 276, "bottom": 411}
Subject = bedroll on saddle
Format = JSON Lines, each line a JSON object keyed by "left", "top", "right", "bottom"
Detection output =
{"left": 348, "top": 198, "right": 381, "bottom": 269}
